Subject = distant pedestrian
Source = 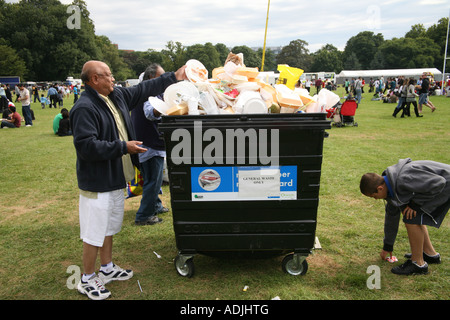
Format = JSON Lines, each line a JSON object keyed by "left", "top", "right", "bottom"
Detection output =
{"left": 47, "top": 85, "right": 58, "bottom": 108}
{"left": 354, "top": 77, "right": 362, "bottom": 104}
{"left": 417, "top": 73, "right": 436, "bottom": 114}
{"left": 305, "top": 79, "right": 311, "bottom": 92}
{"left": 33, "top": 86, "right": 40, "bottom": 103}
{"left": 315, "top": 78, "right": 322, "bottom": 94}
{"left": 405, "top": 78, "right": 422, "bottom": 118}
{"left": 73, "top": 85, "right": 79, "bottom": 104}
{"left": 17, "top": 83, "right": 32, "bottom": 126}
{"left": 4, "top": 84, "right": 12, "bottom": 101}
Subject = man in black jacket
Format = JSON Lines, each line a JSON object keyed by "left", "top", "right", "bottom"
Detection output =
{"left": 70, "top": 60, "right": 187, "bottom": 300}
{"left": 131, "top": 63, "right": 168, "bottom": 226}
{"left": 417, "top": 73, "right": 436, "bottom": 113}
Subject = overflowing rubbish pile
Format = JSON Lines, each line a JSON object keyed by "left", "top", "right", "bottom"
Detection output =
{"left": 152, "top": 52, "right": 340, "bottom": 116}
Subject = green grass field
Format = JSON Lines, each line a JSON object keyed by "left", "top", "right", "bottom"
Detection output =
{"left": 0, "top": 87, "right": 448, "bottom": 300}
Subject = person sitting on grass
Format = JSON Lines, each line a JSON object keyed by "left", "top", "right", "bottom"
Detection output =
{"left": 1, "top": 105, "right": 21, "bottom": 128}
{"left": 360, "top": 158, "right": 450, "bottom": 275}
{"left": 57, "top": 108, "right": 72, "bottom": 136}
{"left": 53, "top": 108, "right": 68, "bottom": 134}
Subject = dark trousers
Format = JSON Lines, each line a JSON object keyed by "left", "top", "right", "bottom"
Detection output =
{"left": 1, "top": 120, "right": 16, "bottom": 128}
{"left": 134, "top": 156, "right": 165, "bottom": 222}
{"left": 405, "top": 101, "right": 420, "bottom": 117}
{"left": 22, "top": 105, "right": 32, "bottom": 125}
{"left": 393, "top": 98, "right": 406, "bottom": 117}
{"left": 50, "top": 95, "right": 58, "bottom": 108}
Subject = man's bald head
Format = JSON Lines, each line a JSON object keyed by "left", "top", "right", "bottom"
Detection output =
{"left": 81, "top": 61, "right": 109, "bottom": 84}
{"left": 80, "top": 60, "right": 115, "bottom": 96}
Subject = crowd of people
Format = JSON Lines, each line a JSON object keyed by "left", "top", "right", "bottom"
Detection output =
{"left": 296, "top": 78, "right": 338, "bottom": 95}
{"left": 39, "top": 83, "right": 80, "bottom": 108}
{"left": 0, "top": 83, "right": 33, "bottom": 127}
{"left": 391, "top": 74, "right": 437, "bottom": 118}
{"left": 0, "top": 82, "right": 80, "bottom": 133}
{"left": 340, "top": 73, "right": 439, "bottom": 117}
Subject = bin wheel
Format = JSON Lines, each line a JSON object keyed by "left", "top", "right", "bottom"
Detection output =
{"left": 282, "top": 254, "right": 308, "bottom": 276}
{"left": 175, "top": 255, "right": 195, "bottom": 278}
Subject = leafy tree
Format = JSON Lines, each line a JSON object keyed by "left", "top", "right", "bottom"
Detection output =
{"left": 343, "top": 52, "right": 361, "bottom": 70}
{"left": 1, "top": 1, "right": 448, "bottom": 81}
{"left": 0, "top": 0, "right": 100, "bottom": 81}
{"left": 0, "top": 41, "right": 27, "bottom": 78}
{"left": 257, "top": 47, "right": 277, "bottom": 71}
{"left": 426, "top": 17, "right": 450, "bottom": 72}
{"left": 405, "top": 24, "right": 427, "bottom": 38}
{"left": 370, "top": 51, "right": 386, "bottom": 69}
{"left": 143, "top": 49, "right": 166, "bottom": 67}
{"left": 276, "top": 39, "right": 312, "bottom": 71}
{"left": 53, "top": 41, "right": 91, "bottom": 79}
{"left": 214, "top": 43, "right": 231, "bottom": 65}
{"left": 120, "top": 51, "right": 145, "bottom": 78}
{"left": 378, "top": 37, "right": 440, "bottom": 69}
{"left": 343, "top": 31, "right": 384, "bottom": 70}
{"left": 161, "top": 41, "right": 186, "bottom": 72}
{"left": 310, "top": 44, "right": 343, "bottom": 73}
{"left": 95, "top": 35, "right": 133, "bottom": 81}
{"left": 119, "top": 50, "right": 162, "bottom": 78}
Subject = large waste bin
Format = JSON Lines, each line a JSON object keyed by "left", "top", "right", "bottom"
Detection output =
{"left": 158, "top": 113, "right": 330, "bottom": 277}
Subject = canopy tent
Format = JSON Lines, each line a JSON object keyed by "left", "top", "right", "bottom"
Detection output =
{"left": 336, "top": 68, "right": 442, "bottom": 84}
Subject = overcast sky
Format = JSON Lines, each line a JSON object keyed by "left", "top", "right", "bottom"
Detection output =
{"left": 7, "top": 0, "right": 450, "bottom": 53}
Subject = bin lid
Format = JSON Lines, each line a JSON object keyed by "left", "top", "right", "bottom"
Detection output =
{"left": 159, "top": 113, "right": 331, "bottom": 130}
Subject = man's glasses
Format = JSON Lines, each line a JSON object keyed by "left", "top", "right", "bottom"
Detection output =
{"left": 97, "top": 73, "right": 114, "bottom": 79}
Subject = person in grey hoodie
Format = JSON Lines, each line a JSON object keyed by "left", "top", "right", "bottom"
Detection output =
{"left": 360, "top": 158, "right": 450, "bottom": 275}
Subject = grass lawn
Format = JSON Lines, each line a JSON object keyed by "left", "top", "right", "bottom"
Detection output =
{"left": 0, "top": 87, "right": 449, "bottom": 301}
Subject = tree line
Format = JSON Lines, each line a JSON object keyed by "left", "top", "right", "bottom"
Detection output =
{"left": 0, "top": 0, "right": 448, "bottom": 82}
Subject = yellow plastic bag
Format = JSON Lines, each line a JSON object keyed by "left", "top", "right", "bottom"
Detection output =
{"left": 277, "top": 65, "right": 304, "bottom": 90}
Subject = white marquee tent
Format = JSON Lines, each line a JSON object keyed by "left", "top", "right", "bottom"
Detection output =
{"left": 336, "top": 68, "right": 442, "bottom": 84}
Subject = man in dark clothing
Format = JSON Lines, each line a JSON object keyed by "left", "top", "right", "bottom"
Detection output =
{"left": 417, "top": 73, "right": 436, "bottom": 113}
{"left": 47, "top": 85, "right": 58, "bottom": 108}
{"left": 131, "top": 63, "right": 168, "bottom": 226}
{"left": 70, "top": 60, "right": 187, "bottom": 300}
{"left": 315, "top": 78, "right": 322, "bottom": 94}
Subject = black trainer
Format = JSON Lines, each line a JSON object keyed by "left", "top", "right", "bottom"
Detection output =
{"left": 391, "top": 260, "right": 428, "bottom": 275}
{"left": 404, "top": 252, "right": 441, "bottom": 264}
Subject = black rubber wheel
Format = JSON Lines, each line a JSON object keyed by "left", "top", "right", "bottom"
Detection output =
{"left": 282, "top": 254, "right": 308, "bottom": 276}
{"left": 174, "top": 255, "right": 195, "bottom": 278}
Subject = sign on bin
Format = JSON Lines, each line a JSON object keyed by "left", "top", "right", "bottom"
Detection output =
{"left": 191, "top": 166, "right": 297, "bottom": 201}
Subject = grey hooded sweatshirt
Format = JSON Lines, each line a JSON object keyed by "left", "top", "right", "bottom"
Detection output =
{"left": 382, "top": 158, "right": 450, "bottom": 252}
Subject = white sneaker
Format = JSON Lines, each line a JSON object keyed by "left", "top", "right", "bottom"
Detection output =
{"left": 98, "top": 264, "right": 133, "bottom": 284}
{"left": 77, "top": 275, "right": 111, "bottom": 300}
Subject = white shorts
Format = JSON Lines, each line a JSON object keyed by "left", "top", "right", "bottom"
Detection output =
{"left": 79, "top": 189, "right": 125, "bottom": 247}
